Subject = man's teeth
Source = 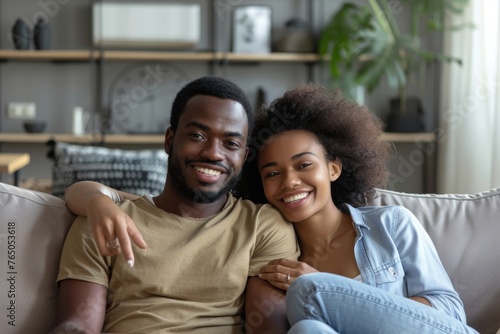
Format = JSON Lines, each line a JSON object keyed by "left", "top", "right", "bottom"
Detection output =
{"left": 283, "top": 193, "right": 308, "bottom": 203}
{"left": 195, "top": 166, "right": 221, "bottom": 176}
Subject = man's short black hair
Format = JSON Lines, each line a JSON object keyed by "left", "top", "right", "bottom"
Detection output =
{"left": 170, "top": 76, "right": 254, "bottom": 137}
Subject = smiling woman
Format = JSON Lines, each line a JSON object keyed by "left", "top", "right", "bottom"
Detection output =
{"left": 258, "top": 130, "right": 342, "bottom": 225}
{"left": 244, "top": 84, "right": 390, "bottom": 209}
{"left": 245, "top": 83, "right": 478, "bottom": 334}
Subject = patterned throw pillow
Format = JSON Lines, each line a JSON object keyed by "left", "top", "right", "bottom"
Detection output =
{"left": 49, "top": 141, "right": 167, "bottom": 198}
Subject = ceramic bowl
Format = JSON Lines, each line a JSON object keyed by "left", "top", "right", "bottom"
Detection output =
{"left": 23, "top": 120, "right": 47, "bottom": 133}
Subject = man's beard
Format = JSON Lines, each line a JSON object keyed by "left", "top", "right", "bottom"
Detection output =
{"left": 167, "top": 155, "right": 242, "bottom": 204}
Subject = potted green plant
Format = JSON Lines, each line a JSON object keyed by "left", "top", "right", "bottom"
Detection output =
{"left": 319, "top": 0, "right": 470, "bottom": 132}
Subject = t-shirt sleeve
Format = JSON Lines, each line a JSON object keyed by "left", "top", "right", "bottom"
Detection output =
{"left": 248, "top": 204, "right": 300, "bottom": 276}
{"left": 57, "top": 216, "right": 112, "bottom": 288}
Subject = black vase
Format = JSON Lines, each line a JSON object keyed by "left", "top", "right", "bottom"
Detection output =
{"left": 34, "top": 17, "right": 51, "bottom": 50}
{"left": 255, "top": 86, "right": 268, "bottom": 110}
{"left": 385, "top": 97, "right": 425, "bottom": 133}
{"left": 12, "top": 18, "right": 32, "bottom": 50}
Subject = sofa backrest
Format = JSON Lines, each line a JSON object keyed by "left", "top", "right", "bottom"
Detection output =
{"left": 368, "top": 187, "right": 500, "bottom": 334}
{"left": 0, "top": 182, "right": 75, "bottom": 334}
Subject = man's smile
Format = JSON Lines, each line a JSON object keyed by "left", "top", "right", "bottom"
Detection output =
{"left": 194, "top": 166, "right": 222, "bottom": 176}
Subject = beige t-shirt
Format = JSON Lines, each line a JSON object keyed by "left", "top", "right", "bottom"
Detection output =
{"left": 57, "top": 194, "right": 299, "bottom": 334}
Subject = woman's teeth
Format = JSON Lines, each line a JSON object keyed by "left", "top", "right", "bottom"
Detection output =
{"left": 283, "top": 193, "right": 308, "bottom": 203}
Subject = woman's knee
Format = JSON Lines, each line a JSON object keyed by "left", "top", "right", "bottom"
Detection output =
{"left": 286, "top": 273, "right": 353, "bottom": 325}
{"left": 287, "top": 273, "right": 341, "bottom": 304}
{"left": 286, "top": 273, "right": 330, "bottom": 324}
{"left": 287, "top": 274, "right": 319, "bottom": 305}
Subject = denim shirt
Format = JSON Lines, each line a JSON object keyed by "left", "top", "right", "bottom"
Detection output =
{"left": 348, "top": 204, "right": 467, "bottom": 323}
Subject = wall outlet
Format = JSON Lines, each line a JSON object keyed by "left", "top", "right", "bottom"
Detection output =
{"left": 7, "top": 102, "right": 36, "bottom": 119}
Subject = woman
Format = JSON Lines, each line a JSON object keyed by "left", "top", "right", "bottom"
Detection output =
{"left": 245, "top": 84, "right": 476, "bottom": 333}
{"left": 65, "top": 84, "right": 477, "bottom": 333}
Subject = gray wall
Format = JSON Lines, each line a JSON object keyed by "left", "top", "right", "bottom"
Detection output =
{"left": 0, "top": 0, "right": 439, "bottom": 193}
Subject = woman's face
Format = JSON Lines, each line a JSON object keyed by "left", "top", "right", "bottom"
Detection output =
{"left": 257, "top": 130, "right": 341, "bottom": 223}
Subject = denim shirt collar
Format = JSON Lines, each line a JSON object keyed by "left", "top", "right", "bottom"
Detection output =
{"left": 346, "top": 204, "right": 370, "bottom": 231}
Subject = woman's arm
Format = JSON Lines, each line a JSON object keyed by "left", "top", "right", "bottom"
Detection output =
{"left": 64, "top": 181, "right": 147, "bottom": 267}
{"left": 394, "top": 206, "right": 466, "bottom": 321}
{"left": 65, "top": 180, "right": 136, "bottom": 214}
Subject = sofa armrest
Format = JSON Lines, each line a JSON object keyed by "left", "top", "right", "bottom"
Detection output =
{"left": 368, "top": 187, "right": 500, "bottom": 334}
{"left": 0, "top": 182, "right": 75, "bottom": 333}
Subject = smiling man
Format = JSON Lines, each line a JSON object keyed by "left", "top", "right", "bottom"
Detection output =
{"left": 53, "top": 76, "right": 299, "bottom": 334}
{"left": 161, "top": 94, "right": 247, "bottom": 210}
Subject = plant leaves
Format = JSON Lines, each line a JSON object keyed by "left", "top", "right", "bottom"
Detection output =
{"left": 320, "top": 0, "right": 470, "bottom": 101}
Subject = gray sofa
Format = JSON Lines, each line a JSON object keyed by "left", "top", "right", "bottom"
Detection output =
{"left": 1, "top": 182, "right": 499, "bottom": 333}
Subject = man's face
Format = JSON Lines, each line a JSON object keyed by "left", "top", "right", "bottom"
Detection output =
{"left": 165, "top": 95, "right": 249, "bottom": 203}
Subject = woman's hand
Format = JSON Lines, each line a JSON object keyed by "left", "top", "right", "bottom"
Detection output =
{"left": 86, "top": 195, "right": 147, "bottom": 267}
{"left": 65, "top": 181, "right": 147, "bottom": 267}
{"left": 258, "top": 258, "right": 319, "bottom": 290}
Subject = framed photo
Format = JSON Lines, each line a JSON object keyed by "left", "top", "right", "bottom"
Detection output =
{"left": 232, "top": 6, "right": 272, "bottom": 53}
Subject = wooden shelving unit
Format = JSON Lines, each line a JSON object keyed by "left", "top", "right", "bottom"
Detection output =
{"left": 0, "top": 48, "right": 324, "bottom": 147}
{"left": 0, "top": 49, "right": 321, "bottom": 63}
{"left": 0, "top": 49, "right": 435, "bottom": 147}
{"left": 0, "top": 50, "right": 96, "bottom": 61}
{"left": 223, "top": 52, "right": 320, "bottom": 62}
{"left": 381, "top": 132, "right": 435, "bottom": 143}
{"left": 101, "top": 51, "right": 216, "bottom": 61}
{"left": 0, "top": 133, "right": 164, "bottom": 145}
{"left": 0, "top": 132, "right": 435, "bottom": 145}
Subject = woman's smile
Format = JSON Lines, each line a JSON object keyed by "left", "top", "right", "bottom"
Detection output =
{"left": 282, "top": 192, "right": 310, "bottom": 203}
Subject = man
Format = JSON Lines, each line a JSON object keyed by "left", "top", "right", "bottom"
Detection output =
{"left": 52, "top": 76, "right": 299, "bottom": 334}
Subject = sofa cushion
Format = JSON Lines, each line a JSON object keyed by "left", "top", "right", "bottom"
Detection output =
{"left": 0, "top": 182, "right": 75, "bottom": 334}
{"left": 368, "top": 187, "right": 500, "bottom": 334}
{"left": 50, "top": 141, "right": 167, "bottom": 198}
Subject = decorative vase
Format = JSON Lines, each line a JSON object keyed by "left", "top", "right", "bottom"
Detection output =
{"left": 274, "top": 18, "right": 314, "bottom": 53}
{"left": 34, "top": 17, "right": 51, "bottom": 50}
{"left": 255, "top": 86, "right": 268, "bottom": 110}
{"left": 385, "top": 97, "right": 425, "bottom": 133}
{"left": 11, "top": 18, "right": 32, "bottom": 50}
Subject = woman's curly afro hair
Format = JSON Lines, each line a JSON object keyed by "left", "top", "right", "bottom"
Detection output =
{"left": 242, "top": 83, "right": 393, "bottom": 212}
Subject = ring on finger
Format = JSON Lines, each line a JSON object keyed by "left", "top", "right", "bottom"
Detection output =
{"left": 107, "top": 238, "right": 120, "bottom": 250}
{"left": 286, "top": 274, "right": 291, "bottom": 283}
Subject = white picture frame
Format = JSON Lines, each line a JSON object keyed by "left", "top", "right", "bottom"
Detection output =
{"left": 93, "top": 3, "right": 201, "bottom": 48}
{"left": 232, "top": 6, "right": 272, "bottom": 54}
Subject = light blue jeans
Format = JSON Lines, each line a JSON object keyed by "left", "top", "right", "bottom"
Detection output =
{"left": 286, "top": 273, "right": 478, "bottom": 334}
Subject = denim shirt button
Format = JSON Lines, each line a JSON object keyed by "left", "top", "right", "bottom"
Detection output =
{"left": 389, "top": 267, "right": 397, "bottom": 277}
